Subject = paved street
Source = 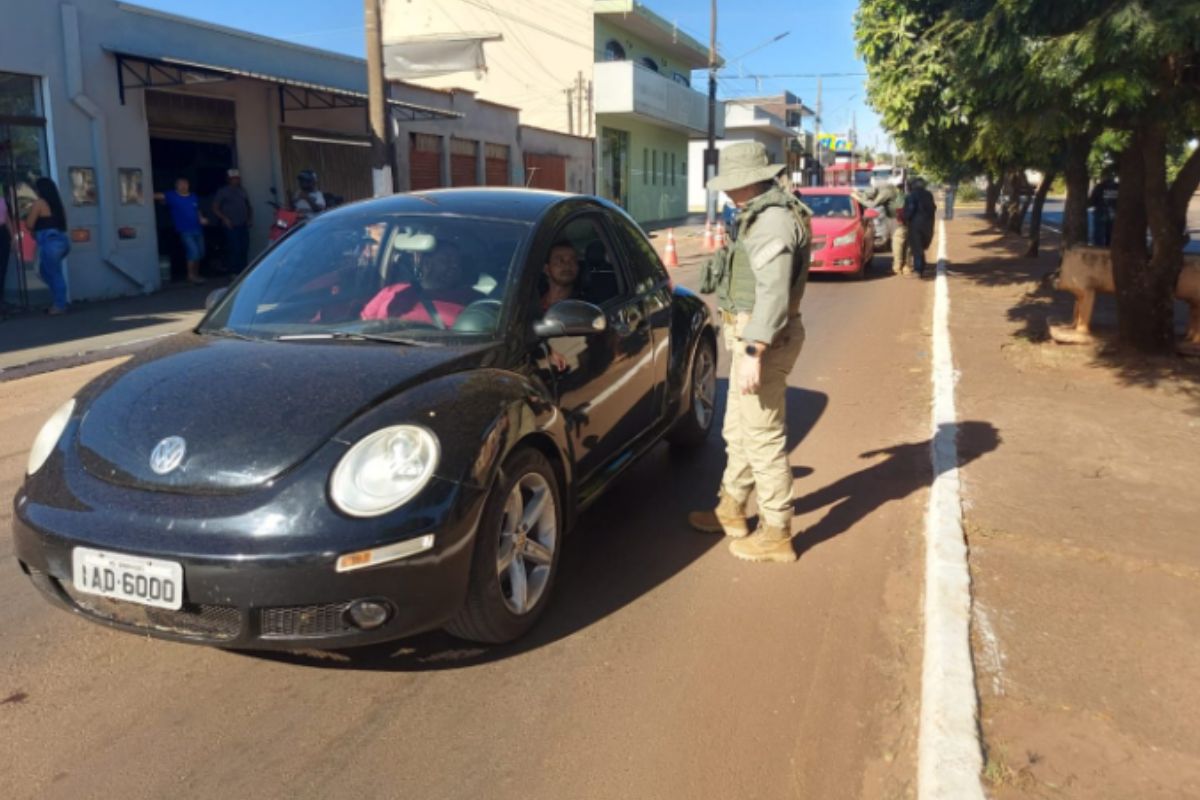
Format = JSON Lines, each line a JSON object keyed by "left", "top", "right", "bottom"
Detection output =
{"left": 0, "top": 254, "right": 933, "bottom": 799}
{"left": 1038, "top": 197, "right": 1200, "bottom": 253}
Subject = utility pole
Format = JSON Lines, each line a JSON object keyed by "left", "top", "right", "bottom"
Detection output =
{"left": 813, "top": 76, "right": 822, "bottom": 179}
{"left": 365, "top": 0, "right": 393, "bottom": 196}
{"left": 577, "top": 71, "right": 584, "bottom": 139}
{"left": 586, "top": 79, "right": 594, "bottom": 136}
{"left": 705, "top": 0, "right": 718, "bottom": 225}
{"left": 566, "top": 87, "right": 575, "bottom": 136}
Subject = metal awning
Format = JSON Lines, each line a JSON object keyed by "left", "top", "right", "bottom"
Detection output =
{"left": 109, "top": 50, "right": 462, "bottom": 122}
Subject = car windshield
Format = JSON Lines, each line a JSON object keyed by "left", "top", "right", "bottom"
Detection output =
{"left": 801, "top": 194, "right": 856, "bottom": 218}
{"left": 199, "top": 209, "right": 531, "bottom": 343}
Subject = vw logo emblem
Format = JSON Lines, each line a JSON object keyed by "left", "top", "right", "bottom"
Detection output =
{"left": 149, "top": 436, "right": 187, "bottom": 475}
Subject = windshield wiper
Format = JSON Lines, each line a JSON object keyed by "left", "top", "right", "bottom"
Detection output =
{"left": 201, "top": 327, "right": 258, "bottom": 342}
{"left": 274, "top": 331, "right": 438, "bottom": 347}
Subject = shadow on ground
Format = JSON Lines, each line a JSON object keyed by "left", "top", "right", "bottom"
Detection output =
{"left": 791, "top": 420, "right": 1000, "bottom": 557}
{"left": 948, "top": 216, "right": 1200, "bottom": 411}
{"left": 248, "top": 385, "right": 830, "bottom": 672}
{"left": 0, "top": 281, "right": 223, "bottom": 358}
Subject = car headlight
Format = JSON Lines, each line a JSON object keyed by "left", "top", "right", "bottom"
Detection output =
{"left": 833, "top": 231, "right": 858, "bottom": 248}
{"left": 27, "top": 398, "right": 75, "bottom": 476}
{"left": 330, "top": 425, "right": 440, "bottom": 517}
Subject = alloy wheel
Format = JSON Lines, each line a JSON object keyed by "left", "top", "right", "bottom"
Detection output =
{"left": 692, "top": 344, "right": 717, "bottom": 430}
{"left": 496, "top": 472, "right": 557, "bottom": 615}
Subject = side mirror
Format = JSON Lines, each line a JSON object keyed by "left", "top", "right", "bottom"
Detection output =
{"left": 864, "top": 208, "right": 880, "bottom": 220}
{"left": 533, "top": 299, "right": 607, "bottom": 338}
{"left": 205, "top": 288, "right": 227, "bottom": 311}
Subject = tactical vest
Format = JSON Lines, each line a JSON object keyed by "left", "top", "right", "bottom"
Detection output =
{"left": 711, "top": 187, "right": 812, "bottom": 316}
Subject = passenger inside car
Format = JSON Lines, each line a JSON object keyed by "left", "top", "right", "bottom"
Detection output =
{"left": 541, "top": 240, "right": 582, "bottom": 311}
{"left": 361, "top": 241, "right": 484, "bottom": 328}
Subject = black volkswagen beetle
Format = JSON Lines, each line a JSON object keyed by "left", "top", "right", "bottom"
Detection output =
{"left": 13, "top": 189, "right": 717, "bottom": 648}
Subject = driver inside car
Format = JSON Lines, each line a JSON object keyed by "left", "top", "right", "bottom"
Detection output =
{"left": 360, "top": 241, "right": 483, "bottom": 328}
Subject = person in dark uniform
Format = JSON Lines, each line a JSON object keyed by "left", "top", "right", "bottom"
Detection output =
{"left": 1089, "top": 173, "right": 1118, "bottom": 247}
{"left": 903, "top": 177, "right": 937, "bottom": 277}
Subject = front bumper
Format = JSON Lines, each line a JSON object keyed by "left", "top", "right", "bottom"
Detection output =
{"left": 13, "top": 460, "right": 486, "bottom": 650}
{"left": 809, "top": 241, "right": 864, "bottom": 273}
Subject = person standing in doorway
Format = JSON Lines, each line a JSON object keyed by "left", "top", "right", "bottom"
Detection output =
{"left": 903, "top": 177, "right": 937, "bottom": 277}
{"left": 155, "top": 177, "right": 208, "bottom": 285}
{"left": 689, "top": 141, "right": 813, "bottom": 564}
{"left": 213, "top": 168, "right": 252, "bottom": 274}
{"left": 25, "top": 177, "right": 71, "bottom": 315}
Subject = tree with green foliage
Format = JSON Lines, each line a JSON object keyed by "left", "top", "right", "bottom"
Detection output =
{"left": 857, "top": 0, "right": 1200, "bottom": 354}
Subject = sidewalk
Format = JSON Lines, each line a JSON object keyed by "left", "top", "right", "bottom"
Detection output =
{"left": 0, "top": 280, "right": 224, "bottom": 379}
{"left": 944, "top": 214, "right": 1200, "bottom": 797}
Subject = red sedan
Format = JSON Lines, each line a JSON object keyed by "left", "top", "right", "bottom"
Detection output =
{"left": 794, "top": 187, "right": 875, "bottom": 279}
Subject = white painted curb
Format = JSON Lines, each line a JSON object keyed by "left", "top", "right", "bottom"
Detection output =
{"left": 918, "top": 220, "right": 986, "bottom": 799}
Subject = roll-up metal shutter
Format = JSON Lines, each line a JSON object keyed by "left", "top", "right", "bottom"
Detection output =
{"left": 523, "top": 153, "right": 567, "bottom": 191}
{"left": 485, "top": 143, "right": 510, "bottom": 186}
{"left": 450, "top": 137, "right": 477, "bottom": 187}
{"left": 410, "top": 133, "right": 442, "bottom": 190}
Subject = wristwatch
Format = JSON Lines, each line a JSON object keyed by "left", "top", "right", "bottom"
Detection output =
{"left": 744, "top": 342, "right": 764, "bottom": 357}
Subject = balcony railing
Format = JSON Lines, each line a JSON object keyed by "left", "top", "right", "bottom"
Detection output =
{"left": 593, "top": 60, "right": 722, "bottom": 136}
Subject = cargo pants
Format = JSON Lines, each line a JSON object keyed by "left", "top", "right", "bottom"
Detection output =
{"left": 891, "top": 224, "right": 910, "bottom": 273}
{"left": 720, "top": 311, "right": 806, "bottom": 529}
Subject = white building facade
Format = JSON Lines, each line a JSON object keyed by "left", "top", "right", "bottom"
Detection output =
{"left": 396, "top": 0, "right": 724, "bottom": 224}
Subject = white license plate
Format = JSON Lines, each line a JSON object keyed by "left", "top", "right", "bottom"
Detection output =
{"left": 72, "top": 547, "right": 184, "bottom": 610}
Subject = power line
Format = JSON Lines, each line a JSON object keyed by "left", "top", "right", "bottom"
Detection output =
{"left": 458, "top": 0, "right": 593, "bottom": 51}
{"left": 721, "top": 72, "right": 867, "bottom": 79}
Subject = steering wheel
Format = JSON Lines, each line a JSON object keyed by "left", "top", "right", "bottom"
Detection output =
{"left": 452, "top": 299, "right": 503, "bottom": 333}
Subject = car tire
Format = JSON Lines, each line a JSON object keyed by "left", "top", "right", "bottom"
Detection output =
{"left": 668, "top": 335, "right": 717, "bottom": 448}
{"left": 445, "top": 448, "right": 563, "bottom": 644}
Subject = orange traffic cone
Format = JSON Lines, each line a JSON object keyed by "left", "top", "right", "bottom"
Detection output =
{"left": 663, "top": 228, "right": 679, "bottom": 267}
{"left": 703, "top": 219, "right": 715, "bottom": 251}
{"left": 715, "top": 221, "right": 727, "bottom": 248}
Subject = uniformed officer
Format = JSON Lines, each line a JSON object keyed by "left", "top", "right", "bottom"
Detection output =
{"left": 689, "top": 142, "right": 813, "bottom": 563}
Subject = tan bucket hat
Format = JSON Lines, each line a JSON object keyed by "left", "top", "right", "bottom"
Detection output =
{"left": 706, "top": 141, "right": 786, "bottom": 192}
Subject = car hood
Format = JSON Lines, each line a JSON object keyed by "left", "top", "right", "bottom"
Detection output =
{"left": 76, "top": 333, "right": 496, "bottom": 493}
{"left": 810, "top": 217, "right": 860, "bottom": 239}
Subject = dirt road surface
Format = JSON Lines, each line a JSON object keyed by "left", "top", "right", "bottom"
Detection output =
{"left": 1, "top": 250, "right": 935, "bottom": 800}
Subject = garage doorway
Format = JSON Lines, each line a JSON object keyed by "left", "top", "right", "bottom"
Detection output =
{"left": 524, "top": 153, "right": 567, "bottom": 191}
{"left": 280, "top": 129, "right": 373, "bottom": 207}
{"left": 146, "top": 91, "right": 236, "bottom": 282}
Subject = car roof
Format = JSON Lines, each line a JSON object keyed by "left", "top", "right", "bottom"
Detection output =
{"left": 321, "top": 187, "right": 602, "bottom": 223}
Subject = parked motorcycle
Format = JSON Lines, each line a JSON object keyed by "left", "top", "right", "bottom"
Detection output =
{"left": 266, "top": 187, "right": 301, "bottom": 243}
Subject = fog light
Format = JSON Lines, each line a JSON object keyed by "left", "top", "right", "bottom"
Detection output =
{"left": 346, "top": 600, "right": 391, "bottom": 630}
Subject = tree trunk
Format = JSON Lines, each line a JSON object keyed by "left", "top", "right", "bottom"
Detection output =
{"left": 1062, "top": 135, "right": 1092, "bottom": 248}
{"left": 1025, "top": 170, "right": 1056, "bottom": 257}
{"left": 1112, "top": 126, "right": 1177, "bottom": 354}
{"left": 984, "top": 172, "right": 1000, "bottom": 220}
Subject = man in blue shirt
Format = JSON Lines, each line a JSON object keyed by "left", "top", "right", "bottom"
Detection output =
{"left": 155, "top": 177, "right": 209, "bottom": 285}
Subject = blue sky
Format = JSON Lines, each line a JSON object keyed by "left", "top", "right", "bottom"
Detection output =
{"left": 130, "top": 0, "right": 885, "bottom": 150}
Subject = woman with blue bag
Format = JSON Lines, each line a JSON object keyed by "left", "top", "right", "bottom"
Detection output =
{"left": 25, "top": 177, "right": 71, "bottom": 315}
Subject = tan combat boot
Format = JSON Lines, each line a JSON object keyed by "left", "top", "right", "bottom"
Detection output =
{"left": 729, "top": 523, "right": 797, "bottom": 563}
{"left": 687, "top": 492, "right": 750, "bottom": 538}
